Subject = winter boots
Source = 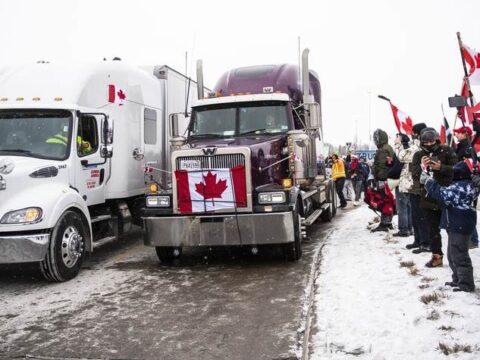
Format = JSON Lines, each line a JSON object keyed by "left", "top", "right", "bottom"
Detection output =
{"left": 425, "top": 254, "right": 443, "bottom": 268}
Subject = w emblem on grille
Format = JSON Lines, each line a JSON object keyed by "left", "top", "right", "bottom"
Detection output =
{"left": 202, "top": 147, "right": 217, "bottom": 156}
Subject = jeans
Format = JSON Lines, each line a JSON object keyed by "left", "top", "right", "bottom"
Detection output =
{"left": 354, "top": 179, "right": 363, "bottom": 202}
{"left": 343, "top": 179, "right": 354, "bottom": 201}
{"left": 395, "top": 188, "right": 412, "bottom": 234}
{"left": 335, "top": 178, "right": 347, "bottom": 207}
{"left": 410, "top": 194, "right": 427, "bottom": 246}
{"left": 424, "top": 208, "right": 442, "bottom": 255}
{"left": 448, "top": 232, "right": 475, "bottom": 290}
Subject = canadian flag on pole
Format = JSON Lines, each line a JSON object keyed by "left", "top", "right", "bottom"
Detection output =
{"left": 389, "top": 103, "right": 413, "bottom": 134}
{"left": 462, "top": 44, "right": 480, "bottom": 85}
{"left": 175, "top": 166, "right": 247, "bottom": 214}
{"left": 108, "top": 84, "right": 126, "bottom": 106}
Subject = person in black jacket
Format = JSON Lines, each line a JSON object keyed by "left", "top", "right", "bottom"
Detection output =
{"left": 453, "top": 126, "right": 473, "bottom": 161}
{"left": 412, "top": 128, "right": 458, "bottom": 267}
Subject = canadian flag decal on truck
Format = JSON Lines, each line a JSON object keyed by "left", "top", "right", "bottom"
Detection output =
{"left": 108, "top": 84, "right": 126, "bottom": 106}
{"left": 175, "top": 166, "right": 247, "bottom": 214}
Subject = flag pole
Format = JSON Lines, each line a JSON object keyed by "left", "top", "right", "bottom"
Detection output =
{"left": 457, "top": 32, "right": 475, "bottom": 107}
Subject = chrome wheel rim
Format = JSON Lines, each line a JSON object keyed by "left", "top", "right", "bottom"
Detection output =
{"left": 61, "top": 226, "right": 84, "bottom": 268}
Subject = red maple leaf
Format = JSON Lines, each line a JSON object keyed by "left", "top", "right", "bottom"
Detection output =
{"left": 117, "top": 89, "right": 126, "bottom": 100}
{"left": 195, "top": 171, "right": 228, "bottom": 205}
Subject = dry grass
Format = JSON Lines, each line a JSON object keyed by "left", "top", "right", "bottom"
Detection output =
{"left": 394, "top": 250, "right": 401, "bottom": 255}
{"left": 438, "top": 325, "right": 455, "bottom": 331}
{"left": 409, "top": 266, "right": 420, "bottom": 276}
{"left": 400, "top": 260, "right": 415, "bottom": 268}
{"left": 418, "top": 284, "right": 429, "bottom": 289}
{"left": 443, "top": 310, "right": 461, "bottom": 318}
{"left": 421, "top": 276, "right": 436, "bottom": 283}
{"left": 438, "top": 342, "right": 472, "bottom": 355}
{"left": 420, "top": 291, "right": 448, "bottom": 305}
{"left": 427, "top": 309, "right": 440, "bottom": 321}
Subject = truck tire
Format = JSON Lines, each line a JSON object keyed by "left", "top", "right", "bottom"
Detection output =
{"left": 283, "top": 199, "right": 302, "bottom": 261}
{"left": 40, "top": 211, "right": 87, "bottom": 282}
{"left": 155, "top": 246, "right": 182, "bottom": 264}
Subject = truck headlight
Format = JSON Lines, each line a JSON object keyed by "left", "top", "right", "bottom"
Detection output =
{"left": 0, "top": 207, "right": 43, "bottom": 224}
{"left": 146, "top": 196, "right": 170, "bottom": 207}
{"left": 258, "top": 192, "right": 286, "bottom": 204}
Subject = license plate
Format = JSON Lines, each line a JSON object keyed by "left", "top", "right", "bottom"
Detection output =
{"left": 179, "top": 160, "right": 201, "bottom": 170}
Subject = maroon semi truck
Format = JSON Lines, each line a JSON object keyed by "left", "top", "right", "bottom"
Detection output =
{"left": 143, "top": 49, "right": 336, "bottom": 261}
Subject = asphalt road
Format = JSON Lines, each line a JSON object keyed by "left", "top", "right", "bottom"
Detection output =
{"left": 0, "top": 218, "right": 336, "bottom": 360}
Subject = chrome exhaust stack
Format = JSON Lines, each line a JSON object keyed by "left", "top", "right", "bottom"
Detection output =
{"left": 196, "top": 59, "right": 204, "bottom": 100}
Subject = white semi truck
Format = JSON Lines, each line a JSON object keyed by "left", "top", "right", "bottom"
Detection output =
{"left": 0, "top": 59, "right": 199, "bottom": 281}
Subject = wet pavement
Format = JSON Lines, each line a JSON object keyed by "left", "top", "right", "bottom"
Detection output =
{"left": 0, "top": 218, "right": 336, "bottom": 360}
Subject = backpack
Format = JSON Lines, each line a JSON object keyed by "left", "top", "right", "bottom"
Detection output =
{"left": 364, "top": 183, "right": 396, "bottom": 216}
{"left": 387, "top": 154, "right": 403, "bottom": 180}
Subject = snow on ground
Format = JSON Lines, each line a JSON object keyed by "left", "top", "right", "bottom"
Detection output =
{"left": 311, "top": 205, "right": 480, "bottom": 360}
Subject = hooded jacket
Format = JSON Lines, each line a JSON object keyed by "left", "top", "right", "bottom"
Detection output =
{"left": 372, "top": 129, "right": 394, "bottom": 181}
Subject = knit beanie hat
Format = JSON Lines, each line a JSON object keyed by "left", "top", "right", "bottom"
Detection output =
{"left": 453, "top": 161, "right": 472, "bottom": 181}
{"left": 412, "top": 123, "right": 427, "bottom": 135}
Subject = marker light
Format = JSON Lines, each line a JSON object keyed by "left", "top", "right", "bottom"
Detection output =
{"left": 149, "top": 183, "right": 158, "bottom": 193}
{"left": 282, "top": 178, "right": 293, "bottom": 188}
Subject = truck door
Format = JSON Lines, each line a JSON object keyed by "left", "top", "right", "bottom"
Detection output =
{"left": 73, "top": 113, "right": 109, "bottom": 206}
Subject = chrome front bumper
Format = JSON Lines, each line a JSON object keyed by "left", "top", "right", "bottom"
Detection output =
{"left": 0, "top": 233, "right": 50, "bottom": 263}
{"left": 144, "top": 212, "right": 294, "bottom": 247}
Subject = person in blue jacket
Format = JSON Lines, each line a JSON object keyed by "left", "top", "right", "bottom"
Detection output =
{"left": 421, "top": 160, "right": 478, "bottom": 292}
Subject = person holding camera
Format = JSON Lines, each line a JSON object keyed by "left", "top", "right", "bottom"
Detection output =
{"left": 412, "top": 128, "right": 458, "bottom": 267}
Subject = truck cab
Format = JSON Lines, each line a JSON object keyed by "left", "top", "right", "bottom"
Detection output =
{"left": 143, "top": 50, "right": 337, "bottom": 262}
{"left": 0, "top": 60, "right": 197, "bottom": 281}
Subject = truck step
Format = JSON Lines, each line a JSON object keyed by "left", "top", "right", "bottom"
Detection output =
{"left": 302, "top": 189, "right": 318, "bottom": 200}
{"left": 91, "top": 215, "right": 112, "bottom": 223}
{"left": 93, "top": 236, "right": 116, "bottom": 249}
{"left": 303, "top": 209, "right": 322, "bottom": 226}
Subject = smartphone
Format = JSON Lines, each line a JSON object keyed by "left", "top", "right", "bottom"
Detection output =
{"left": 429, "top": 156, "right": 439, "bottom": 163}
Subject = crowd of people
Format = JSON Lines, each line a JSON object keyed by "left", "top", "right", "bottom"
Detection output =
{"left": 324, "top": 123, "right": 479, "bottom": 293}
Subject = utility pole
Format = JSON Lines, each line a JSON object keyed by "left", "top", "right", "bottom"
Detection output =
{"left": 368, "top": 90, "right": 372, "bottom": 150}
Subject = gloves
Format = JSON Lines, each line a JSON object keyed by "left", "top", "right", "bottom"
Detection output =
{"left": 419, "top": 171, "right": 432, "bottom": 185}
{"left": 472, "top": 174, "right": 480, "bottom": 189}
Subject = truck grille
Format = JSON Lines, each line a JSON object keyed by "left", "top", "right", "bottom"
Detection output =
{"left": 176, "top": 154, "right": 245, "bottom": 170}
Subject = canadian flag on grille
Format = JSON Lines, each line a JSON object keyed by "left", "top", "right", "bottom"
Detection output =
{"left": 462, "top": 44, "right": 480, "bottom": 85}
{"left": 175, "top": 165, "right": 247, "bottom": 214}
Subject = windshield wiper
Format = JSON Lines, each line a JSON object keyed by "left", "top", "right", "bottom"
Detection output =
{"left": 0, "top": 149, "right": 32, "bottom": 154}
{"left": 190, "top": 133, "right": 226, "bottom": 138}
{"left": 240, "top": 128, "right": 267, "bottom": 136}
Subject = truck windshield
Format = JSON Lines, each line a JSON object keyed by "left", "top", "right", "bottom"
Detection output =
{"left": 190, "top": 101, "right": 289, "bottom": 138}
{"left": 0, "top": 110, "right": 73, "bottom": 160}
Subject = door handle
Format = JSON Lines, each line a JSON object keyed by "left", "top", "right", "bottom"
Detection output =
{"left": 99, "top": 169, "right": 105, "bottom": 185}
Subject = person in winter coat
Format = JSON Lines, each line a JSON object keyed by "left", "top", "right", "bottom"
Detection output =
{"left": 422, "top": 160, "right": 478, "bottom": 292}
{"left": 453, "top": 126, "right": 473, "bottom": 161}
{"left": 371, "top": 129, "right": 395, "bottom": 231}
{"left": 331, "top": 153, "right": 347, "bottom": 208}
{"left": 353, "top": 155, "right": 368, "bottom": 205}
{"left": 343, "top": 153, "right": 355, "bottom": 202}
{"left": 408, "top": 123, "right": 429, "bottom": 251}
{"left": 412, "top": 127, "right": 458, "bottom": 267}
{"left": 393, "top": 133, "right": 414, "bottom": 237}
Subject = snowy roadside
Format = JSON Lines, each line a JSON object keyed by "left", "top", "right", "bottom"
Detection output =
{"left": 310, "top": 205, "right": 480, "bottom": 360}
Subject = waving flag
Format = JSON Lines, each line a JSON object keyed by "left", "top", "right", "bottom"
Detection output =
{"left": 389, "top": 103, "right": 413, "bottom": 134}
{"left": 440, "top": 116, "right": 452, "bottom": 145}
{"left": 175, "top": 166, "right": 247, "bottom": 214}
{"left": 462, "top": 44, "right": 480, "bottom": 85}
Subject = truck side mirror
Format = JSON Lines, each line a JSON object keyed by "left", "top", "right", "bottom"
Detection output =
{"left": 100, "top": 117, "right": 113, "bottom": 158}
{"left": 169, "top": 113, "right": 188, "bottom": 137}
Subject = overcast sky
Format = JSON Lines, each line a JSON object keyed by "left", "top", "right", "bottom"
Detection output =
{"left": 1, "top": 0, "right": 479, "bottom": 147}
